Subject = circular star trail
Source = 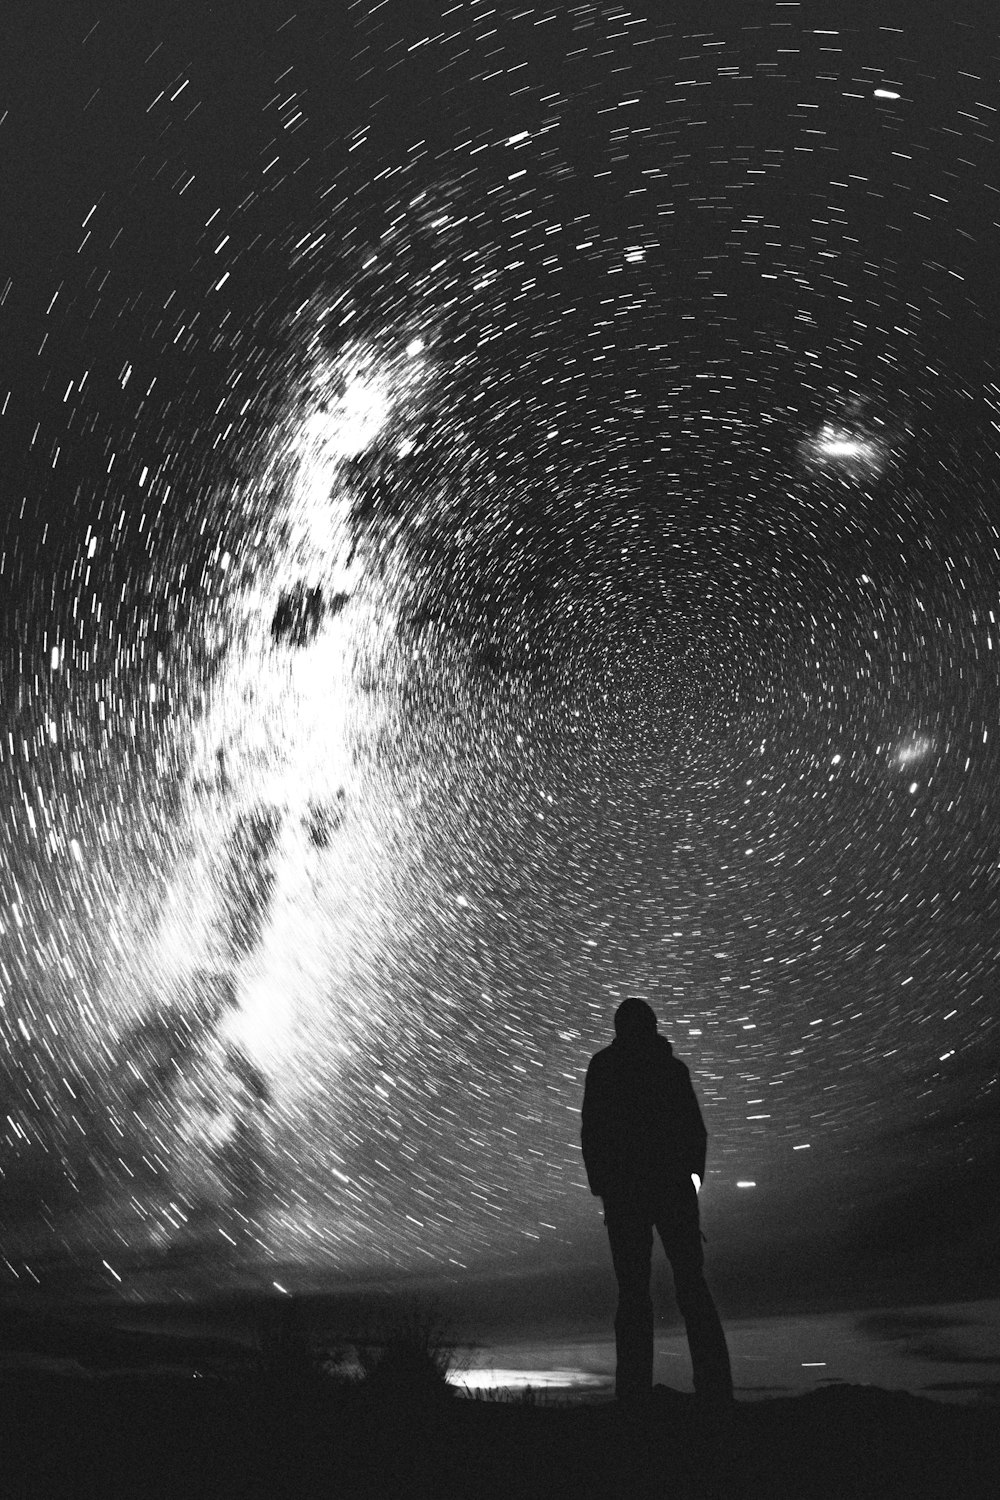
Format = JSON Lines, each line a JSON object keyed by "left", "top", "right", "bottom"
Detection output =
{"left": 0, "top": 4, "right": 997, "bottom": 1305}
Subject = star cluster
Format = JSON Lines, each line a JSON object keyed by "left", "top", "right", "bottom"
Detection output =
{"left": 0, "top": 5, "right": 997, "bottom": 1302}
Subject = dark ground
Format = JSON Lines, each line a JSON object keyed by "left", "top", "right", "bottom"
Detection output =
{"left": 0, "top": 1367, "right": 997, "bottom": 1500}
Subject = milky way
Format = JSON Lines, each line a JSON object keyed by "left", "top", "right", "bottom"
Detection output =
{"left": 0, "top": 5, "right": 997, "bottom": 1304}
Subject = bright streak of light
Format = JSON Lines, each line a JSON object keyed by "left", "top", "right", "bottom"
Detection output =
{"left": 449, "top": 1368, "right": 609, "bottom": 1393}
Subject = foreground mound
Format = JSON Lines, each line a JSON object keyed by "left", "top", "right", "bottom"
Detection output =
{"left": 0, "top": 1370, "right": 996, "bottom": 1498}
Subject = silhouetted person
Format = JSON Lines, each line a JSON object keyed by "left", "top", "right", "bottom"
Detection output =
{"left": 582, "top": 996, "right": 733, "bottom": 1409}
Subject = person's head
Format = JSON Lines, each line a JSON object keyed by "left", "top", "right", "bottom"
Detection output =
{"left": 614, "top": 995, "right": 658, "bottom": 1043}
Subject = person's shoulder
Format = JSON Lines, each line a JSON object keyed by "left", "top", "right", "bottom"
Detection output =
{"left": 655, "top": 1035, "right": 690, "bottom": 1075}
{"left": 587, "top": 1042, "right": 616, "bottom": 1072}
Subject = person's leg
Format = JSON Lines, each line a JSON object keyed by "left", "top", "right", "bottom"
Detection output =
{"left": 655, "top": 1185, "right": 733, "bottom": 1405}
{"left": 604, "top": 1199, "right": 655, "bottom": 1402}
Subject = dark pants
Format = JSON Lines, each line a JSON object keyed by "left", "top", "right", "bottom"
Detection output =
{"left": 604, "top": 1180, "right": 733, "bottom": 1404}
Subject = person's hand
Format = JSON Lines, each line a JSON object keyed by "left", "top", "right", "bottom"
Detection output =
{"left": 691, "top": 1173, "right": 702, "bottom": 1194}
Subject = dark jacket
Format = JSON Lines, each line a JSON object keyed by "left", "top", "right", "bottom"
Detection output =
{"left": 581, "top": 1033, "right": 707, "bottom": 1199}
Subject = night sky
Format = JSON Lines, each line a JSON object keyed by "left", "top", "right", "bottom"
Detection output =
{"left": 0, "top": 3, "right": 997, "bottom": 1325}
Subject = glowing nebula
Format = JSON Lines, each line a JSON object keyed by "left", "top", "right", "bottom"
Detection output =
{"left": 800, "top": 423, "right": 888, "bottom": 477}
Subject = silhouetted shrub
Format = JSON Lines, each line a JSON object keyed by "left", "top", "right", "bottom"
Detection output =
{"left": 355, "top": 1303, "right": 466, "bottom": 1407}
{"left": 246, "top": 1294, "right": 325, "bottom": 1387}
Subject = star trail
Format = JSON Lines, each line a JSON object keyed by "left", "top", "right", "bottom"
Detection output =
{"left": 0, "top": 4, "right": 997, "bottom": 1310}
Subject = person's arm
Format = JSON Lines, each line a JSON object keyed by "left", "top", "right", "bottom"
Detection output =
{"left": 680, "top": 1064, "right": 708, "bottom": 1186}
{"left": 581, "top": 1057, "right": 612, "bottom": 1197}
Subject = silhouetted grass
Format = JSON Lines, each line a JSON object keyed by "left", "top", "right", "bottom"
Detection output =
{"left": 354, "top": 1299, "right": 471, "bottom": 1407}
